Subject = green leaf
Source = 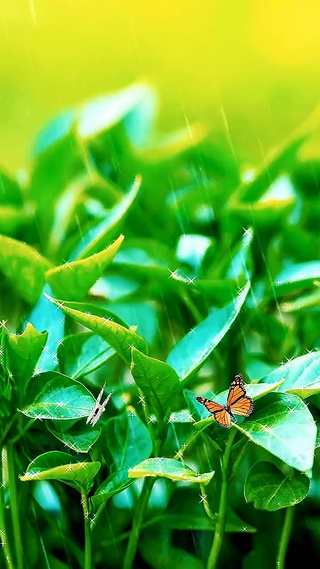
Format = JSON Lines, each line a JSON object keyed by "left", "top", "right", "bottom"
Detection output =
{"left": 230, "top": 106, "right": 320, "bottom": 203}
{"left": 235, "top": 393, "right": 316, "bottom": 472}
{"left": 274, "top": 261, "right": 320, "bottom": 295}
{"left": 46, "top": 295, "right": 148, "bottom": 365}
{"left": 29, "top": 132, "right": 84, "bottom": 244}
{"left": 176, "top": 233, "right": 213, "bottom": 274}
{"left": 128, "top": 457, "right": 214, "bottom": 484}
{"left": 112, "top": 238, "right": 175, "bottom": 283}
{"left": 20, "top": 373, "right": 95, "bottom": 420}
{"left": 244, "top": 461, "right": 310, "bottom": 511}
{"left": 32, "top": 109, "right": 74, "bottom": 155}
{"left": 225, "top": 227, "right": 254, "bottom": 281}
{"left": 107, "top": 301, "right": 158, "bottom": 345}
{"left": 26, "top": 285, "right": 65, "bottom": 372}
{"left": 0, "top": 170, "right": 22, "bottom": 205}
{"left": 131, "top": 347, "right": 181, "bottom": 426}
{"left": 140, "top": 535, "right": 205, "bottom": 569}
{"left": 91, "top": 411, "right": 152, "bottom": 507}
{"left": 3, "top": 322, "right": 48, "bottom": 394}
{"left": 47, "top": 420, "right": 100, "bottom": 453}
{"left": 162, "top": 489, "right": 256, "bottom": 532}
{"left": 228, "top": 196, "right": 295, "bottom": 227}
{"left": 20, "top": 451, "right": 100, "bottom": 492}
{"left": 58, "top": 332, "right": 114, "bottom": 378}
{"left": 91, "top": 274, "right": 140, "bottom": 301}
{"left": 166, "top": 282, "right": 250, "bottom": 380}
{"left": 263, "top": 352, "right": 320, "bottom": 399}
{"left": 186, "top": 278, "right": 239, "bottom": 306}
{"left": 279, "top": 289, "right": 320, "bottom": 313}
{"left": 0, "top": 235, "right": 51, "bottom": 304}
{"left": 78, "top": 83, "right": 157, "bottom": 146}
{"left": 46, "top": 234, "right": 124, "bottom": 300}
{"left": 0, "top": 206, "right": 28, "bottom": 236}
{"left": 72, "top": 175, "right": 141, "bottom": 259}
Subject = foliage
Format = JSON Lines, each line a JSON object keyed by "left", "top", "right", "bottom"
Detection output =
{"left": 0, "top": 83, "right": 319, "bottom": 569}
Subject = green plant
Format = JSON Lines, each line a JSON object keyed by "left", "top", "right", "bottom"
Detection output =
{"left": 0, "top": 83, "right": 319, "bottom": 569}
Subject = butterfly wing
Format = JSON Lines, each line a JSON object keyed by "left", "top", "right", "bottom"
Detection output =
{"left": 212, "top": 408, "right": 232, "bottom": 428}
{"left": 227, "top": 374, "right": 253, "bottom": 418}
{"left": 196, "top": 396, "right": 232, "bottom": 428}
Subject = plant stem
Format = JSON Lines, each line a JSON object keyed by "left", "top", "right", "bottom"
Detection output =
{"left": 207, "top": 428, "right": 237, "bottom": 569}
{"left": 6, "top": 443, "right": 23, "bottom": 569}
{"left": 123, "top": 477, "right": 154, "bottom": 569}
{"left": 276, "top": 506, "right": 294, "bottom": 569}
{"left": 81, "top": 489, "right": 92, "bottom": 569}
{"left": 0, "top": 448, "right": 14, "bottom": 569}
{"left": 0, "top": 414, "right": 18, "bottom": 446}
{"left": 181, "top": 290, "right": 204, "bottom": 323}
{"left": 230, "top": 440, "right": 249, "bottom": 479}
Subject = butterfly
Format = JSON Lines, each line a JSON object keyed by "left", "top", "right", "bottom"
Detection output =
{"left": 86, "top": 383, "right": 113, "bottom": 427}
{"left": 195, "top": 374, "right": 253, "bottom": 428}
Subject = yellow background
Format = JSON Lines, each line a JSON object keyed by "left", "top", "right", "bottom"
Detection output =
{"left": 1, "top": 0, "right": 320, "bottom": 171}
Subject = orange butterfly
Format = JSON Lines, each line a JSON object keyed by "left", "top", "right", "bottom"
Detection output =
{"left": 195, "top": 374, "right": 253, "bottom": 428}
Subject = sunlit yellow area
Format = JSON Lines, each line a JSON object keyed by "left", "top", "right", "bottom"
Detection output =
{"left": 1, "top": 0, "right": 320, "bottom": 171}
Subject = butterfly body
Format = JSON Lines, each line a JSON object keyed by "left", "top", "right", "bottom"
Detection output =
{"left": 196, "top": 374, "right": 253, "bottom": 428}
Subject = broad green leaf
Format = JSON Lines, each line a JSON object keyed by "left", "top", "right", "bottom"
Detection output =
{"left": 280, "top": 289, "right": 320, "bottom": 313}
{"left": 235, "top": 393, "right": 316, "bottom": 472}
{"left": 263, "top": 352, "right": 320, "bottom": 399}
{"left": 166, "top": 282, "right": 250, "bottom": 380}
{"left": 107, "top": 301, "right": 158, "bottom": 345}
{"left": 32, "top": 109, "right": 74, "bottom": 155}
{"left": 0, "top": 235, "right": 51, "bottom": 304}
{"left": 48, "top": 299, "right": 129, "bottom": 328}
{"left": 230, "top": 106, "right": 320, "bottom": 203}
{"left": 250, "top": 311, "right": 289, "bottom": 346}
{"left": 58, "top": 332, "right": 114, "bottom": 378}
{"left": 112, "top": 238, "right": 175, "bottom": 283}
{"left": 228, "top": 197, "right": 294, "bottom": 227}
{"left": 78, "top": 83, "right": 157, "bottom": 146}
{"left": 176, "top": 234, "right": 213, "bottom": 274}
{"left": 131, "top": 347, "right": 181, "bottom": 426}
{"left": 3, "top": 323, "right": 48, "bottom": 394}
{"left": 0, "top": 206, "right": 28, "bottom": 236}
{"left": 91, "top": 411, "right": 152, "bottom": 508}
{"left": 27, "top": 285, "right": 65, "bottom": 372}
{"left": 225, "top": 227, "right": 254, "bottom": 281}
{"left": 245, "top": 355, "right": 275, "bottom": 382}
{"left": 29, "top": 132, "right": 84, "bottom": 244}
{"left": 245, "top": 461, "right": 310, "bottom": 511}
{"left": 46, "top": 295, "right": 148, "bottom": 365}
{"left": 20, "top": 451, "right": 100, "bottom": 492}
{"left": 162, "top": 489, "right": 255, "bottom": 532}
{"left": 274, "top": 261, "right": 320, "bottom": 295}
{"left": 20, "top": 373, "right": 95, "bottom": 420}
{"left": 47, "top": 171, "right": 122, "bottom": 259}
{"left": 129, "top": 457, "right": 214, "bottom": 484}
{"left": 0, "top": 170, "right": 22, "bottom": 205}
{"left": 90, "top": 274, "right": 140, "bottom": 301}
{"left": 47, "top": 420, "right": 100, "bottom": 453}
{"left": 72, "top": 175, "right": 141, "bottom": 259}
{"left": 158, "top": 510, "right": 215, "bottom": 531}
{"left": 140, "top": 535, "right": 205, "bottom": 569}
{"left": 139, "top": 122, "right": 206, "bottom": 165}
{"left": 46, "top": 234, "right": 124, "bottom": 300}
{"left": 187, "top": 278, "right": 239, "bottom": 306}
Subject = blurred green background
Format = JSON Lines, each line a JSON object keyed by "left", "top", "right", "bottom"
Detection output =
{"left": 1, "top": 0, "right": 320, "bottom": 172}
